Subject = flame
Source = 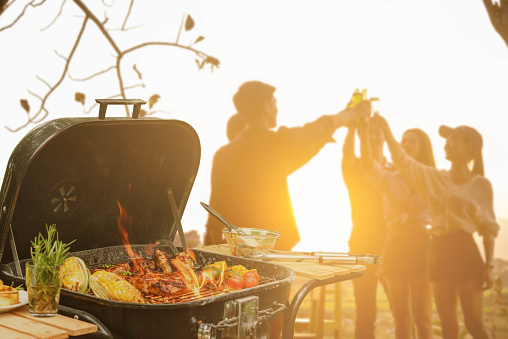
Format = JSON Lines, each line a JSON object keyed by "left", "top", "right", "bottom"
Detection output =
{"left": 200, "top": 269, "right": 217, "bottom": 289}
{"left": 171, "top": 258, "right": 201, "bottom": 295}
{"left": 117, "top": 200, "right": 142, "bottom": 271}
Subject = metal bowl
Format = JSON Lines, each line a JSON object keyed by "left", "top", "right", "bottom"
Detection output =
{"left": 222, "top": 228, "right": 281, "bottom": 256}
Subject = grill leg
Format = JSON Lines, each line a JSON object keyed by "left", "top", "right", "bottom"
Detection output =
{"left": 282, "top": 272, "right": 363, "bottom": 339}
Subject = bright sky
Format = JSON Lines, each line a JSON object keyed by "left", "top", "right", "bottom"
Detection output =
{"left": 1, "top": 0, "right": 507, "bottom": 257}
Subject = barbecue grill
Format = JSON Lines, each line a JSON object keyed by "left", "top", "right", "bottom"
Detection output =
{"left": 0, "top": 99, "right": 295, "bottom": 339}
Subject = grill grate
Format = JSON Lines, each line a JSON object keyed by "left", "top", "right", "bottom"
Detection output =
{"left": 144, "top": 276, "right": 274, "bottom": 304}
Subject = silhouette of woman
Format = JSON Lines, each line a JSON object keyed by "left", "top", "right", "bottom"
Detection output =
{"left": 375, "top": 114, "right": 498, "bottom": 339}
{"left": 359, "top": 121, "right": 435, "bottom": 339}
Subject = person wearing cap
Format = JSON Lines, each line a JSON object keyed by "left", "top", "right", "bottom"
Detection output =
{"left": 204, "top": 80, "right": 372, "bottom": 251}
{"left": 373, "top": 114, "right": 499, "bottom": 339}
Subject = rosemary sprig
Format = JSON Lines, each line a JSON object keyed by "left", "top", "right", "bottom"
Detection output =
{"left": 29, "top": 224, "right": 75, "bottom": 275}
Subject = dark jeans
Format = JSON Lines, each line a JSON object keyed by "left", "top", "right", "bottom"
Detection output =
{"left": 352, "top": 266, "right": 382, "bottom": 339}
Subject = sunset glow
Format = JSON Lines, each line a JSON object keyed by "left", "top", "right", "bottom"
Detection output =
{"left": 0, "top": 1, "right": 507, "bottom": 259}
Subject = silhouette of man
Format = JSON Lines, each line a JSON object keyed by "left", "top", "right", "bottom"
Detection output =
{"left": 204, "top": 80, "right": 371, "bottom": 250}
{"left": 226, "top": 113, "right": 246, "bottom": 141}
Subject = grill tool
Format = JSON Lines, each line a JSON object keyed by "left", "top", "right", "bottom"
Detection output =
{"left": 236, "top": 244, "right": 381, "bottom": 265}
{"left": 200, "top": 202, "right": 248, "bottom": 235}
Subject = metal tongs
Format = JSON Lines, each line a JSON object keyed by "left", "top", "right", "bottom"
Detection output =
{"left": 236, "top": 244, "right": 380, "bottom": 265}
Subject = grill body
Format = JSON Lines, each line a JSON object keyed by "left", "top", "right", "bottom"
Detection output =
{"left": 2, "top": 245, "right": 294, "bottom": 338}
{"left": 0, "top": 110, "right": 295, "bottom": 338}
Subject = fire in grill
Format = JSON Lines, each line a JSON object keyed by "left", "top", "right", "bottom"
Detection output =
{"left": 78, "top": 247, "right": 270, "bottom": 305}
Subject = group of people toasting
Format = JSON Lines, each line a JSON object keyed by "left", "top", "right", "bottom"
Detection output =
{"left": 204, "top": 80, "right": 500, "bottom": 339}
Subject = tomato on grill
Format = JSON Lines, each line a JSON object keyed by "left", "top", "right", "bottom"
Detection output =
{"left": 243, "top": 270, "right": 259, "bottom": 288}
{"left": 227, "top": 275, "right": 245, "bottom": 289}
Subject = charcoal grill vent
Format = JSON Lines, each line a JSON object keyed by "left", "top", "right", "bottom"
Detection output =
{"left": 47, "top": 179, "right": 82, "bottom": 216}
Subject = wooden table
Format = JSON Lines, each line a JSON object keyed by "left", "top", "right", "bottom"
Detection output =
{"left": 199, "top": 245, "right": 366, "bottom": 339}
{"left": 0, "top": 305, "right": 98, "bottom": 338}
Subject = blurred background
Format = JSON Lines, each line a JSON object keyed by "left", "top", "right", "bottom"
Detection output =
{"left": 1, "top": 0, "right": 507, "bottom": 259}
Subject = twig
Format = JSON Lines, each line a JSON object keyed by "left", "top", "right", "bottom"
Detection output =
{"left": 4, "top": 0, "right": 218, "bottom": 130}
{"left": 41, "top": 0, "right": 67, "bottom": 31}
{"left": 109, "top": 24, "right": 142, "bottom": 32}
{"left": 36, "top": 75, "right": 52, "bottom": 89}
{"left": 0, "top": 0, "right": 47, "bottom": 32}
{"left": 176, "top": 12, "right": 185, "bottom": 45}
{"left": 5, "top": 16, "right": 89, "bottom": 132}
{"left": 68, "top": 65, "right": 116, "bottom": 81}
{"left": 121, "top": 0, "right": 134, "bottom": 30}
{"left": 73, "top": 0, "right": 121, "bottom": 54}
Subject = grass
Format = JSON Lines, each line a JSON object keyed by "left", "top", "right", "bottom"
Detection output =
{"left": 290, "top": 277, "right": 508, "bottom": 339}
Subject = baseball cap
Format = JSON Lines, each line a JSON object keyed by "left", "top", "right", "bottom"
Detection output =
{"left": 438, "top": 125, "right": 484, "bottom": 175}
{"left": 438, "top": 125, "right": 483, "bottom": 149}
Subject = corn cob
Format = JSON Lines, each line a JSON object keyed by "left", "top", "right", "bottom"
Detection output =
{"left": 90, "top": 270, "right": 145, "bottom": 303}
{"left": 61, "top": 257, "right": 90, "bottom": 293}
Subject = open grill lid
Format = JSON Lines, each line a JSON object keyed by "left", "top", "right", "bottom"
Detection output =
{"left": 0, "top": 99, "right": 200, "bottom": 265}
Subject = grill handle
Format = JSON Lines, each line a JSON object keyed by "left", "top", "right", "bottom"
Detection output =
{"left": 95, "top": 99, "right": 147, "bottom": 120}
{"left": 197, "top": 296, "right": 286, "bottom": 339}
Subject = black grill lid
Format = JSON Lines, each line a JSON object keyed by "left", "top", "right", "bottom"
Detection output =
{"left": 0, "top": 99, "right": 200, "bottom": 265}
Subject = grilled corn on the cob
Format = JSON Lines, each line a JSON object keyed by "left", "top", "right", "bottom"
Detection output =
{"left": 61, "top": 257, "right": 90, "bottom": 293}
{"left": 90, "top": 270, "right": 145, "bottom": 303}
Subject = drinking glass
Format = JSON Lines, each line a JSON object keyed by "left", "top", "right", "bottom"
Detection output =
{"left": 25, "top": 263, "right": 62, "bottom": 317}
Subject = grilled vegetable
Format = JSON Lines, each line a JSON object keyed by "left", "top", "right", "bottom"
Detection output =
{"left": 231, "top": 265, "right": 248, "bottom": 276}
{"left": 90, "top": 270, "right": 145, "bottom": 303}
{"left": 61, "top": 257, "right": 90, "bottom": 293}
{"left": 243, "top": 270, "right": 259, "bottom": 288}
{"left": 227, "top": 275, "right": 244, "bottom": 289}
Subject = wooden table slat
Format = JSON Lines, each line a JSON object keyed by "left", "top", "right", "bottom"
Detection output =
{"left": 0, "top": 324, "right": 38, "bottom": 339}
{"left": 0, "top": 312, "right": 69, "bottom": 339}
{"left": 0, "top": 304, "right": 98, "bottom": 338}
{"left": 12, "top": 306, "right": 98, "bottom": 336}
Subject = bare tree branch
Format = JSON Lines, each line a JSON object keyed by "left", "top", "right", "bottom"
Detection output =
{"left": 36, "top": 75, "right": 51, "bottom": 89}
{"left": 5, "top": 16, "right": 89, "bottom": 132}
{"left": 54, "top": 48, "right": 67, "bottom": 60}
{"left": 483, "top": 0, "right": 508, "bottom": 48}
{"left": 121, "top": 0, "right": 134, "bottom": 30}
{"left": 0, "top": 0, "right": 47, "bottom": 32}
{"left": 73, "top": 0, "right": 121, "bottom": 54}
{"left": 109, "top": 24, "right": 142, "bottom": 32}
{"left": 41, "top": 0, "right": 67, "bottom": 31}
{"left": 4, "top": 0, "right": 15, "bottom": 13}
{"left": 3, "top": 0, "right": 219, "bottom": 131}
{"left": 176, "top": 12, "right": 185, "bottom": 45}
{"left": 68, "top": 65, "right": 116, "bottom": 81}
